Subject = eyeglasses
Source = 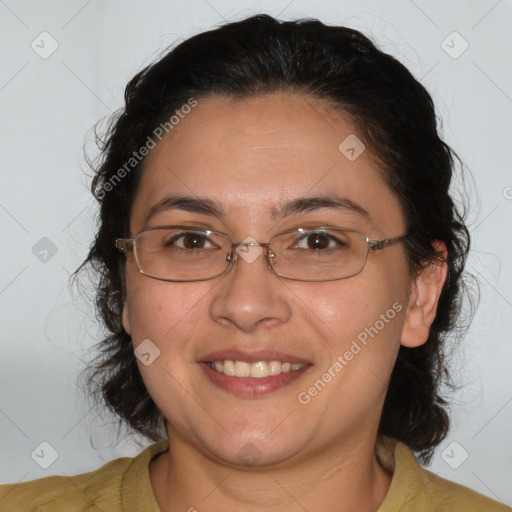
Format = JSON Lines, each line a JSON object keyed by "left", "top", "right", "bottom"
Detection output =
{"left": 115, "top": 225, "right": 407, "bottom": 282}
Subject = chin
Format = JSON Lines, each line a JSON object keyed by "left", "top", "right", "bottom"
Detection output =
{"left": 198, "top": 424, "right": 312, "bottom": 468}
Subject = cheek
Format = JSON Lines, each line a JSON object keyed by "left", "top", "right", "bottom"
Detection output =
{"left": 300, "top": 272, "right": 407, "bottom": 341}
{"left": 307, "top": 266, "right": 409, "bottom": 384}
{"left": 124, "top": 276, "right": 212, "bottom": 351}
{"left": 124, "top": 279, "right": 212, "bottom": 421}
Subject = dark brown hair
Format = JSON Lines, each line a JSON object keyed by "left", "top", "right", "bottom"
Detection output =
{"left": 76, "top": 14, "right": 473, "bottom": 463}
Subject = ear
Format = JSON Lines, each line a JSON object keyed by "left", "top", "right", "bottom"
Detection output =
{"left": 122, "top": 301, "right": 131, "bottom": 335}
{"left": 401, "top": 241, "right": 448, "bottom": 348}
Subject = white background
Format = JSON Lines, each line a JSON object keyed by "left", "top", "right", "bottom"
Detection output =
{"left": 0, "top": 0, "right": 511, "bottom": 506}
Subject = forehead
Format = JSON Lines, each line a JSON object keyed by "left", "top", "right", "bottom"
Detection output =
{"left": 130, "top": 93, "right": 405, "bottom": 235}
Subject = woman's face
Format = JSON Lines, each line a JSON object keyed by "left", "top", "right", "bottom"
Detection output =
{"left": 122, "top": 92, "right": 415, "bottom": 466}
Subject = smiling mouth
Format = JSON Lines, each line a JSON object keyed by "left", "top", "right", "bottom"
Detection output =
{"left": 205, "top": 360, "right": 306, "bottom": 378}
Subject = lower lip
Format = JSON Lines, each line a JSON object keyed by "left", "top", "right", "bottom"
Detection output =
{"left": 199, "top": 363, "right": 311, "bottom": 398}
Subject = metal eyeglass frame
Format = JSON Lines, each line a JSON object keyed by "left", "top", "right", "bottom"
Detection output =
{"left": 115, "top": 225, "right": 408, "bottom": 282}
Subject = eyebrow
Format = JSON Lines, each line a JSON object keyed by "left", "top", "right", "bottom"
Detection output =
{"left": 145, "top": 194, "right": 370, "bottom": 224}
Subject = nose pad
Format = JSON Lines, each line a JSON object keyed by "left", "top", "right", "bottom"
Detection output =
{"left": 266, "top": 249, "right": 276, "bottom": 270}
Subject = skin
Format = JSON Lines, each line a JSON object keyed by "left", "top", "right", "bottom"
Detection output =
{"left": 121, "top": 92, "right": 447, "bottom": 512}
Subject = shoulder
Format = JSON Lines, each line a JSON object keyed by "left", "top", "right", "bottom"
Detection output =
{"left": 419, "top": 468, "right": 511, "bottom": 511}
{"left": 0, "top": 456, "right": 129, "bottom": 511}
{"left": 0, "top": 440, "right": 168, "bottom": 512}
{"left": 377, "top": 436, "right": 511, "bottom": 512}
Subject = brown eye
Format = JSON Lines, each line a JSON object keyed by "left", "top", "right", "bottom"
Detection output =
{"left": 294, "top": 231, "right": 347, "bottom": 251}
{"left": 305, "top": 232, "right": 330, "bottom": 250}
{"left": 164, "top": 232, "right": 213, "bottom": 250}
{"left": 181, "top": 234, "right": 207, "bottom": 249}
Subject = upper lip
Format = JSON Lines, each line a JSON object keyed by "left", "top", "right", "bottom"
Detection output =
{"left": 199, "top": 349, "right": 311, "bottom": 365}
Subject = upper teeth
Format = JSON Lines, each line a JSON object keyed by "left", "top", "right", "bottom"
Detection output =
{"left": 209, "top": 360, "right": 305, "bottom": 378}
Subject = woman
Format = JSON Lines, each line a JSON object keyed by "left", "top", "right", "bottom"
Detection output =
{"left": 0, "top": 14, "right": 509, "bottom": 512}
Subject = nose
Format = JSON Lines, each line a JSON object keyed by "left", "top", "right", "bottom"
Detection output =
{"left": 208, "top": 243, "right": 292, "bottom": 333}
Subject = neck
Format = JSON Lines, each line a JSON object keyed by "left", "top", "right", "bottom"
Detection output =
{"left": 149, "top": 429, "right": 393, "bottom": 512}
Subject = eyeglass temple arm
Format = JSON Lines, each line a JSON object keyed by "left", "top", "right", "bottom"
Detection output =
{"left": 115, "top": 239, "right": 134, "bottom": 252}
{"left": 368, "top": 235, "right": 407, "bottom": 251}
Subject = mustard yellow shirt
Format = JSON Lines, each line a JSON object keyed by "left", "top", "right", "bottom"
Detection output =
{"left": 0, "top": 436, "right": 509, "bottom": 511}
